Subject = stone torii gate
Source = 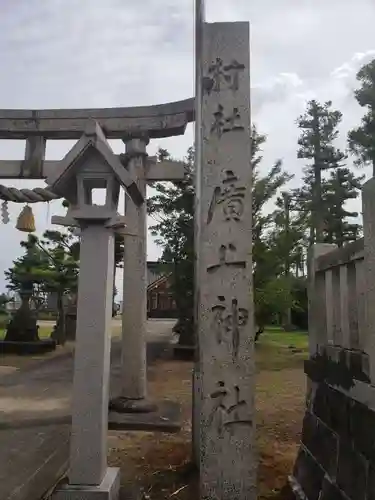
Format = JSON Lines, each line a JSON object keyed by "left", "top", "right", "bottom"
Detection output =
{"left": 0, "top": 100, "right": 190, "bottom": 412}
{"left": 0, "top": 2, "right": 256, "bottom": 498}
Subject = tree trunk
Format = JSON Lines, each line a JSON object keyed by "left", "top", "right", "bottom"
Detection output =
{"left": 314, "top": 164, "right": 324, "bottom": 243}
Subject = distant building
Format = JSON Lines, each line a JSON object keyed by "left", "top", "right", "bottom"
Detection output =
{"left": 146, "top": 262, "right": 177, "bottom": 318}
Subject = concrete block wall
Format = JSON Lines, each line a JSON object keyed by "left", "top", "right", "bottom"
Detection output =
{"left": 287, "top": 179, "right": 375, "bottom": 499}
{"left": 289, "top": 353, "right": 375, "bottom": 500}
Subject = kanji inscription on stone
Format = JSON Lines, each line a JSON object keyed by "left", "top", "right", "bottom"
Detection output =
{"left": 211, "top": 295, "right": 249, "bottom": 359}
{"left": 208, "top": 381, "right": 253, "bottom": 434}
{"left": 195, "top": 13, "right": 255, "bottom": 499}
{"left": 207, "top": 243, "right": 246, "bottom": 274}
{"left": 211, "top": 105, "right": 245, "bottom": 138}
{"left": 205, "top": 57, "right": 245, "bottom": 93}
{"left": 207, "top": 170, "right": 246, "bottom": 224}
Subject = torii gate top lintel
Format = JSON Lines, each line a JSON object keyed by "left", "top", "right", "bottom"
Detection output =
{"left": 0, "top": 97, "right": 195, "bottom": 140}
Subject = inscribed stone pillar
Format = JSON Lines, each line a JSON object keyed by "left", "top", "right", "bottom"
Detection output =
{"left": 195, "top": 19, "right": 256, "bottom": 500}
{"left": 192, "top": 0, "right": 205, "bottom": 468}
{"left": 69, "top": 224, "right": 114, "bottom": 485}
{"left": 120, "top": 137, "right": 148, "bottom": 401}
{"left": 362, "top": 178, "right": 375, "bottom": 383}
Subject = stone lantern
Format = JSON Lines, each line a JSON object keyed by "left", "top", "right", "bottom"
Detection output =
{"left": 48, "top": 119, "right": 142, "bottom": 229}
{"left": 46, "top": 120, "right": 143, "bottom": 500}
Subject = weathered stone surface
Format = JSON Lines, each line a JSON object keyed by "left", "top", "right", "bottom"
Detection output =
{"left": 319, "top": 478, "right": 347, "bottom": 500}
{"left": 120, "top": 137, "right": 148, "bottom": 402}
{"left": 0, "top": 98, "right": 194, "bottom": 140}
{"left": 347, "top": 349, "right": 370, "bottom": 382}
{"left": 49, "top": 134, "right": 129, "bottom": 492}
{"left": 301, "top": 412, "right": 338, "bottom": 477}
{"left": 336, "top": 440, "right": 368, "bottom": 500}
{"left": 367, "top": 464, "right": 375, "bottom": 500}
{"left": 68, "top": 224, "right": 114, "bottom": 486}
{"left": 195, "top": 11, "right": 255, "bottom": 500}
{"left": 362, "top": 177, "right": 375, "bottom": 384}
{"left": 293, "top": 448, "right": 324, "bottom": 500}
{"left": 53, "top": 467, "right": 120, "bottom": 500}
{"left": 350, "top": 399, "right": 375, "bottom": 461}
{"left": 22, "top": 136, "right": 46, "bottom": 178}
{"left": 108, "top": 400, "right": 181, "bottom": 433}
{"left": 313, "top": 384, "right": 351, "bottom": 437}
{"left": 308, "top": 244, "right": 336, "bottom": 355}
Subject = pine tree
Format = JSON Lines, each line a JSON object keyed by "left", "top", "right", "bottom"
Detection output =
{"left": 295, "top": 100, "right": 346, "bottom": 243}
{"left": 147, "top": 147, "right": 194, "bottom": 345}
{"left": 348, "top": 59, "right": 375, "bottom": 177}
{"left": 322, "top": 168, "right": 363, "bottom": 246}
{"left": 250, "top": 126, "right": 296, "bottom": 335}
{"left": 5, "top": 231, "right": 79, "bottom": 344}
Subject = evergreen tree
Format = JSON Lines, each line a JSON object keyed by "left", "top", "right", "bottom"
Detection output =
{"left": 250, "top": 126, "right": 295, "bottom": 335}
{"left": 5, "top": 231, "right": 79, "bottom": 344}
{"left": 322, "top": 168, "right": 363, "bottom": 246}
{"left": 149, "top": 127, "right": 297, "bottom": 342}
{"left": 295, "top": 100, "right": 346, "bottom": 243}
{"left": 148, "top": 147, "right": 194, "bottom": 345}
{"left": 348, "top": 59, "right": 375, "bottom": 176}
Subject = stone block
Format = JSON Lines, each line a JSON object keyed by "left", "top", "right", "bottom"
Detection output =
{"left": 328, "top": 388, "right": 352, "bottom": 438}
{"left": 306, "top": 380, "right": 317, "bottom": 412}
{"left": 293, "top": 447, "right": 324, "bottom": 500}
{"left": 313, "top": 384, "right": 351, "bottom": 438}
{"left": 108, "top": 400, "right": 181, "bottom": 433}
{"left": 312, "top": 383, "right": 331, "bottom": 425}
{"left": 362, "top": 353, "right": 371, "bottom": 380}
{"left": 336, "top": 440, "right": 368, "bottom": 500}
{"left": 367, "top": 463, "right": 375, "bottom": 500}
{"left": 319, "top": 478, "right": 347, "bottom": 500}
{"left": 350, "top": 400, "right": 375, "bottom": 461}
{"left": 301, "top": 411, "right": 338, "bottom": 477}
{"left": 347, "top": 349, "right": 370, "bottom": 383}
{"left": 52, "top": 467, "right": 120, "bottom": 500}
{"left": 325, "top": 344, "right": 342, "bottom": 363}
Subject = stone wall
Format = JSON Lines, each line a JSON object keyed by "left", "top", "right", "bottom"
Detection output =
{"left": 288, "top": 343, "right": 375, "bottom": 500}
{"left": 286, "top": 178, "right": 375, "bottom": 500}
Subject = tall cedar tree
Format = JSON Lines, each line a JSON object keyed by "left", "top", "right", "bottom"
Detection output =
{"left": 148, "top": 147, "right": 194, "bottom": 345}
{"left": 294, "top": 100, "right": 346, "bottom": 243}
{"left": 249, "top": 126, "right": 295, "bottom": 334}
{"left": 322, "top": 168, "right": 363, "bottom": 247}
{"left": 149, "top": 128, "right": 298, "bottom": 341}
{"left": 348, "top": 59, "right": 375, "bottom": 177}
{"left": 270, "top": 192, "right": 307, "bottom": 326}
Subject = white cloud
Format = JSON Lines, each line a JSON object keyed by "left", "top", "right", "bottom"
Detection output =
{"left": 332, "top": 50, "right": 375, "bottom": 80}
{"left": 0, "top": 0, "right": 375, "bottom": 295}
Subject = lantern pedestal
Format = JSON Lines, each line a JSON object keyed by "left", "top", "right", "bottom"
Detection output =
{"left": 52, "top": 467, "right": 120, "bottom": 500}
{"left": 52, "top": 221, "right": 119, "bottom": 500}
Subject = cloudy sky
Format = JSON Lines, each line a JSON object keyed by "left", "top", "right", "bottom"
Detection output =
{"left": 0, "top": 0, "right": 374, "bottom": 297}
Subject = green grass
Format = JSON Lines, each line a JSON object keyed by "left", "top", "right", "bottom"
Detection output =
{"left": 0, "top": 327, "right": 52, "bottom": 341}
{"left": 256, "top": 327, "right": 308, "bottom": 372}
{"left": 261, "top": 326, "right": 308, "bottom": 349}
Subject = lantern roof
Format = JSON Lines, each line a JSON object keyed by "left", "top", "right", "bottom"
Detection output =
{"left": 46, "top": 120, "right": 143, "bottom": 206}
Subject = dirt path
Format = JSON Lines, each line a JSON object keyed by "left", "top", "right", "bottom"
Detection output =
{"left": 108, "top": 354, "right": 306, "bottom": 499}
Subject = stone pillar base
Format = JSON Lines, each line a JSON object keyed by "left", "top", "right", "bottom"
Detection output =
{"left": 109, "top": 396, "right": 156, "bottom": 414}
{"left": 52, "top": 467, "right": 120, "bottom": 500}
